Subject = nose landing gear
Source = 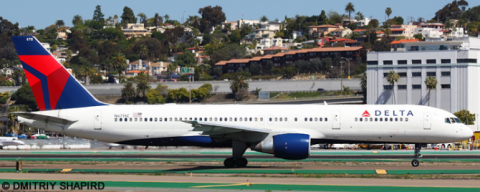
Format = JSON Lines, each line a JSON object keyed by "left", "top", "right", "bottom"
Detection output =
{"left": 411, "top": 143, "right": 422, "bottom": 167}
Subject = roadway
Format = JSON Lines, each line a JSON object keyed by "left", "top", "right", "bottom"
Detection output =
{"left": 2, "top": 153, "right": 480, "bottom": 159}
{"left": 0, "top": 79, "right": 361, "bottom": 95}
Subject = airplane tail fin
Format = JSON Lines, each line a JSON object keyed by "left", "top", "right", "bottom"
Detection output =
{"left": 12, "top": 36, "right": 106, "bottom": 110}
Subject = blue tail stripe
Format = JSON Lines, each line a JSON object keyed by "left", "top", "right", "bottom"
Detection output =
{"left": 20, "top": 61, "right": 51, "bottom": 110}
{"left": 12, "top": 36, "right": 50, "bottom": 55}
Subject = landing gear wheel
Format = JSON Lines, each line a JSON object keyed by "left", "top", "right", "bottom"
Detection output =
{"left": 224, "top": 158, "right": 235, "bottom": 168}
{"left": 411, "top": 159, "right": 420, "bottom": 167}
{"left": 235, "top": 157, "right": 248, "bottom": 168}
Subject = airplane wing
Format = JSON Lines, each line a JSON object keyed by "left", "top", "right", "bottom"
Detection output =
{"left": 182, "top": 121, "right": 271, "bottom": 135}
{"left": 14, "top": 112, "right": 77, "bottom": 124}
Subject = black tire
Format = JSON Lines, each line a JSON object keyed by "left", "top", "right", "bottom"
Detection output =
{"left": 224, "top": 158, "right": 235, "bottom": 168}
{"left": 411, "top": 160, "right": 420, "bottom": 167}
{"left": 235, "top": 158, "right": 248, "bottom": 168}
{"left": 109, "top": 146, "right": 112, "bottom": 149}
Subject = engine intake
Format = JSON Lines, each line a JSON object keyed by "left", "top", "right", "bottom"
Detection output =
{"left": 252, "top": 133, "right": 310, "bottom": 160}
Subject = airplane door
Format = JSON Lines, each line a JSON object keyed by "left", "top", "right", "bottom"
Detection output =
{"left": 94, "top": 111, "right": 102, "bottom": 130}
{"left": 423, "top": 113, "right": 431, "bottom": 130}
{"left": 332, "top": 111, "right": 340, "bottom": 130}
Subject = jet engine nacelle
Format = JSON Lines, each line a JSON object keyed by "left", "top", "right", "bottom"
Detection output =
{"left": 251, "top": 133, "right": 310, "bottom": 160}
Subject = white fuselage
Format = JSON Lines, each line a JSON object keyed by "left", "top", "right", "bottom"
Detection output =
{"left": 18, "top": 104, "right": 473, "bottom": 146}
{"left": 0, "top": 137, "right": 25, "bottom": 147}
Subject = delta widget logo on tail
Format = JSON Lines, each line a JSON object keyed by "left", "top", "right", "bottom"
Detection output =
{"left": 362, "top": 110, "right": 414, "bottom": 117}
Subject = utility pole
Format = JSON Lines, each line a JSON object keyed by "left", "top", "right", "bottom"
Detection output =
{"left": 340, "top": 60, "right": 343, "bottom": 95}
{"left": 189, "top": 75, "right": 191, "bottom": 104}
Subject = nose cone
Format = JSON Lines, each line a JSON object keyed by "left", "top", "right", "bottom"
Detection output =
{"left": 463, "top": 126, "right": 474, "bottom": 140}
{"left": 17, "top": 140, "right": 25, "bottom": 145}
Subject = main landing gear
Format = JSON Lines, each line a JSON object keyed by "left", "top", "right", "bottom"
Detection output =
{"left": 411, "top": 143, "right": 422, "bottom": 167}
{"left": 224, "top": 140, "right": 249, "bottom": 168}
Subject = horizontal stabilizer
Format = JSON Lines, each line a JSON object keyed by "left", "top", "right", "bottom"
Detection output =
{"left": 14, "top": 112, "right": 77, "bottom": 124}
{"left": 182, "top": 121, "right": 270, "bottom": 135}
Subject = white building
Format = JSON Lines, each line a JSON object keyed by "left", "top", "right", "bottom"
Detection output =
{"left": 367, "top": 36, "right": 480, "bottom": 131}
{"left": 355, "top": 17, "right": 370, "bottom": 27}
{"left": 414, "top": 28, "right": 444, "bottom": 39}
{"left": 238, "top": 20, "right": 260, "bottom": 28}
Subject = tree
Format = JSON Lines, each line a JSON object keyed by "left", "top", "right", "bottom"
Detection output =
{"left": 55, "top": 20, "right": 65, "bottom": 28}
{"left": 145, "top": 88, "right": 165, "bottom": 104}
{"left": 425, "top": 76, "right": 437, "bottom": 106}
{"left": 230, "top": 74, "right": 249, "bottom": 94}
{"left": 121, "top": 82, "right": 136, "bottom": 103}
{"left": 454, "top": 110, "right": 475, "bottom": 125}
{"left": 137, "top": 12, "right": 148, "bottom": 27}
{"left": 198, "top": 6, "right": 226, "bottom": 32}
{"left": 414, "top": 33, "right": 424, "bottom": 41}
{"left": 10, "top": 84, "right": 38, "bottom": 111}
{"left": 109, "top": 52, "right": 127, "bottom": 74}
{"left": 458, "top": 0, "right": 469, "bottom": 12}
{"left": 72, "top": 15, "right": 83, "bottom": 26}
{"left": 386, "top": 71, "right": 399, "bottom": 104}
{"left": 153, "top": 13, "right": 163, "bottom": 26}
{"left": 121, "top": 6, "right": 137, "bottom": 24}
{"left": 173, "top": 51, "right": 196, "bottom": 67}
{"left": 260, "top": 15, "right": 269, "bottom": 22}
{"left": 136, "top": 74, "right": 151, "bottom": 98}
{"left": 345, "top": 2, "right": 355, "bottom": 20}
{"left": 360, "top": 73, "right": 367, "bottom": 104}
{"left": 355, "top": 12, "right": 364, "bottom": 20}
{"left": 385, "top": 7, "right": 392, "bottom": 20}
{"left": 93, "top": 5, "right": 105, "bottom": 22}
{"left": 70, "top": 31, "right": 87, "bottom": 52}
{"left": 209, "top": 44, "right": 246, "bottom": 65}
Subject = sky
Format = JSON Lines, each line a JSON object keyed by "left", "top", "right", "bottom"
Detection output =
{"left": 0, "top": 0, "right": 473, "bottom": 29}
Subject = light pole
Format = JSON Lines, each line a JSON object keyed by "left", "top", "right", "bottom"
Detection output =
{"left": 341, "top": 57, "right": 351, "bottom": 79}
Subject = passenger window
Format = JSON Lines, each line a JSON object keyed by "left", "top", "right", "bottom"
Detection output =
{"left": 445, "top": 118, "right": 451, "bottom": 123}
{"left": 169, "top": 118, "right": 172, "bottom": 121}
{"left": 384, "top": 118, "right": 388, "bottom": 121}
{"left": 115, "top": 118, "right": 117, "bottom": 122}
{"left": 219, "top": 118, "right": 222, "bottom": 121}
{"left": 325, "top": 118, "right": 328, "bottom": 122}
{"left": 365, "top": 118, "right": 368, "bottom": 122}
{"left": 275, "top": 117, "right": 278, "bottom": 121}
{"left": 130, "top": 118, "right": 132, "bottom": 122}
{"left": 239, "top": 118, "right": 242, "bottom": 121}
{"left": 199, "top": 118, "right": 202, "bottom": 121}
{"left": 175, "top": 118, "right": 178, "bottom": 121}
{"left": 295, "top": 118, "right": 297, "bottom": 122}
{"left": 310, "top": 118, "right": 313, "bottom": 122}
{"left": 380, "top": 118, "right": 383, "bottom": 122}
{"left": 179, "top": 117, "right": 182, "bottom": 121}
{"left": 119, "top": 118, "right": 122, "bottom": 122}
{"left": 214, "top": 118, "right": 217, "bottom": 121}
{"left": 400, "top": 118, "right": 403, "bottom": 121}
{"left": 395, "top": 118, "right": 398, "bottom": 122}
{"left": 228, "top": 117, "right": 231, "bottom": 121}
{"left": 245, "top": 118, "right": 247, "bottom": 121}
{"left": 405, "top": 118, "right": 408, "bottom": 122}
{"left": 390, "top": 118, "right": 393, "bottom": 121}
{"left": 304, "top": 118, "right": 307, "bottom": 121}
{"left": 260, "top": 117, "right": 263, "bottom": 121}
{"left": 249, "top": 118, "right": 252, "bottom": 121}
{"left": 190, "top": 118, "right": 193, "bottom": 120}
{"left": 375, "top": 118, "right": 378, "bottom": 122}
{"left": 315, "top": 118, "right": 318, "bottom": 121}
{"left": 360, "top": 118, "right": 363, "bottom": 122}
{"left": 370, "top": 118, "right": 373, "bottom": 121}
{"left": 285, "top": 117, "right": 288, "bottom": 121}
{"left": 255, "top": 117, "right": 258, "bottom": 121}
{"left": 139, "top": 118, "right": 142, "bottom": 122}
{"left": 225, "top": 117, "right": 228, "bottom": 121}
{"left": 144, "top": 118, "right": 148, "bottom": 122}
{"left": 320, "top": 118, "right": 323, "bottom": 122}
{"left": 159, "top": 118, "right": 162, "bottom": 122}
{"left": 125, "top": 118, "right": 128, "bottom": 122}
{"left": 234, "top": 118, "right": 237, "bottom": 121}
{"left": 150, "top": 118, "right": 153, "bottom": 122}
{"left": 279, "top": 118, "right": 283, "bottom": 122}
{"left": 164, "top": 118, "right": 167, "bottom": 121}
{"left": 355, "top": 118, "right": 358, "bottom": 121}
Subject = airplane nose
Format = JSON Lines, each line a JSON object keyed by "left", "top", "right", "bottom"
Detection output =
{"left": 464, "top": 126, "right": 474, "bottom": 140}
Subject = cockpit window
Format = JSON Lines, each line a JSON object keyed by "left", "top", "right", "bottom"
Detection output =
{"left": 445, "top": 118, "right": 451, "bottom": 123}
{"left": 450, "top": 118, "right": 456, "bottom": 123}
{"left": 454, "top": 118, "right": 462, "bottom": 123}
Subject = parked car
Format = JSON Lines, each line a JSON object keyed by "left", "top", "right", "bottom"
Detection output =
{"left": 18, "top": 134, "right": 27, "bottom": 139}
{"left": 27, "top": 135, "right": 35, "bottom": 139}
{"left": 33, "top": 134, "right": 49, "bottom": 139}
{"left": 317, "top": 88, "right": 325, "bottom": 92}
{"left": 5, "top": 133, "right": 17, "bottom": 137}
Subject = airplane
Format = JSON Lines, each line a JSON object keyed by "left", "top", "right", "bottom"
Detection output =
{"left": 11, "top": 36, "right": 474, "bottom": 167}
{"left": 0, "top": 137, "right": 25, "bottom": 149}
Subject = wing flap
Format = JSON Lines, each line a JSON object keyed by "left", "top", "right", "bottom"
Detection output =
{"left": 14, "top": 112, "right": 77, "bottom": 124}
{"left": 182, "top": 121, "right": 270, "bottom": 135}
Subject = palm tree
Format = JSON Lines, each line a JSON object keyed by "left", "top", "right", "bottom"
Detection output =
{"left": 360, "top": 73, "right": 367, "bottom": 104}
{"left": 56, "top": 20, "right": 65, "bottom": 28}
{"left": 345, "top": 2, "right": 355, "bottom": 20}
{"left": 153, "top": 13, "right": 163, "bottom": 26}
{"left": 164, "top": 14, "right": 170, "bottom": 21}
{"left": 110, "top": 52, "right": 127, "bottom": 74}
{"left": 229, "top": 75, "right": 249, "bottom": 94}
{"left": 458, "top": 0, "right": 469, "bottom": 12}
{"left": 72, "top": 15, "right": 83, "bottom": 26}
{"left": 425, "top": 76, "right": 437, "bottom": 106}
{"left": 136, "top": 72, "right": 151, "bottom": 98}
{"left": 121, "top": 82, "right": 136, "bottom": 102}
{"left": 260, "top": 15, "right": 269, "bottom": 22}
{"left": 84, "top": 67, "right": 97, "bottom": 85}
{"left": 139, "top": 44, "right": 149, "bottom": 59}
{"left": 385, "top": 7, "right": 392, "bottom": 20}
{"left": 386, "top": 71, "right": 399, "bottom": 104}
